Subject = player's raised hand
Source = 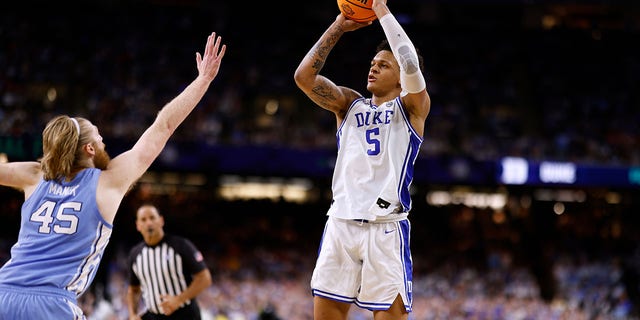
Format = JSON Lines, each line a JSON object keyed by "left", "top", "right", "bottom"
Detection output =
{"left": 335, "top": 13, "right": 372, "bottom": 32}
{"left": 196, "top": 32, "right": 227, "bottom": 81}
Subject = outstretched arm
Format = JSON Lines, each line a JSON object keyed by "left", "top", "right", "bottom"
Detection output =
{"left": 294, "top": 15, "right": 367, "bottom": 123}
{"left": 98, "top": 32, "right": 227, "bottom": 223}
{"left": 0, "top": 161, "right": 42, "bottom": 197}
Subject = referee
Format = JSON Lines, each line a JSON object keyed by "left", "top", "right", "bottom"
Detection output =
{"left": 126, "top": 204, "right": 212, "bottom": 320}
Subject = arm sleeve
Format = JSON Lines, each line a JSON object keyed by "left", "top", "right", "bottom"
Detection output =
{"left": 379, "top": 13, "right": 426, "bottom": 94}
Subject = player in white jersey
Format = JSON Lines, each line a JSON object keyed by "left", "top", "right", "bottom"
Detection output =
{"left": 294, "top": 0, "right": 430, "bottom": 319}
{"left": 0, "top": 32, "right": 226, "bottom": 319}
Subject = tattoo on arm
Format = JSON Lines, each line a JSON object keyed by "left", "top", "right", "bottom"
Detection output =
{"left": 311, "top": 43, "right": 330, "bottom": 75}
{"left": 312, "top": 84, "right": 336, "bottom": 100}
{"left": 304, "top": 25, "right": 347, "bottom": 111}
{"left": 311, "top": 27, "right": 343, "bottom": 75}
{"left": 312, "top": 84, "right": 338, "bottom": 109}
{"left": 311, "top": 58, "right": 323, "bottom": 76}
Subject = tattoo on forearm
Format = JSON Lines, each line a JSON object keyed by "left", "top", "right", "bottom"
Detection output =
{"left": 311, "top": 58, "right": 323, "bottom": 75}
{"left": 327, "top": 27, "right": 342, "bottom": 46}
{"left": 310, "top": 27, "right": 343, "bottom": 75}
{"left": 311, "top": 44, "right": 328, "bottom": 75}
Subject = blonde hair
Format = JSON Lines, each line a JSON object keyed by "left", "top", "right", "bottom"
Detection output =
{"left": 40, "top": 115, "right": 92, "bottom": 181}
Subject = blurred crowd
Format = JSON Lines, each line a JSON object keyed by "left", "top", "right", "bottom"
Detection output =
{"left": 58, "top": 189, "right": 636, "bottom": 320}
{"left": 85, "top": 251, "right": 633, "bottom": 320}
{"left": 1, "top": 1, "right": 639, "bottom": 165}
{"left": 1, "top": 178, "right": 639, "bottom": 319}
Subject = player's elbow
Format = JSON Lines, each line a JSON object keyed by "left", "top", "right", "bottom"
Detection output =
{"left": 294, "top": 66, "right": 313, "bottom": 91}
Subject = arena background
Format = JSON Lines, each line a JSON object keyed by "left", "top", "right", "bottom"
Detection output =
{"left": 1, "top": 0, "right": 639, "bottom": 319}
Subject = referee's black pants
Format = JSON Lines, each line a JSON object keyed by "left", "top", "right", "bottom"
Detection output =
{"left": 141, "top": 302, "right": 202, "bottom": 320}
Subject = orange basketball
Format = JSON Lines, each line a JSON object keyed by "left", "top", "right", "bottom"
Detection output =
{"left": 337, "top": 0, "right": 377, "bottom": 23}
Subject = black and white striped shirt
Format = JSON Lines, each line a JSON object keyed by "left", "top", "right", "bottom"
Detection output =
{"left": 128, "top": 234, "right": 207, "bottom": 314}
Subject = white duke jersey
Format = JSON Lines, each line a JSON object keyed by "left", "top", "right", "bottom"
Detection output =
{"left": 328, "top": 96, "right": 423, "bottom": 221}
{"left": 0, "top": 168, "right": 112, "bottom": 301}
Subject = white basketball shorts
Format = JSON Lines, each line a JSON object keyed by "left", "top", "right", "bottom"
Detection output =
{"left": 310, "top": 216, "right": 413, "bottom": 312}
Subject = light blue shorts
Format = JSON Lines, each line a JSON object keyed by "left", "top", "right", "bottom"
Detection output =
{"left": 0, "top": 286, "right": 85, "bottom": 320}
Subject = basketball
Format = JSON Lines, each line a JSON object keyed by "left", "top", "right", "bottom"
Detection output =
{"left": 337, "top": 0, "right": 377, "bottom": 23}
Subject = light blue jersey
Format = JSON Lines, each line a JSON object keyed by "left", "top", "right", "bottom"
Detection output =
{"left": 0, "top": 168, "right": 112, "bottom": 319}
{"left": 328, "top": 97, "right": 423, "bottom": 221}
